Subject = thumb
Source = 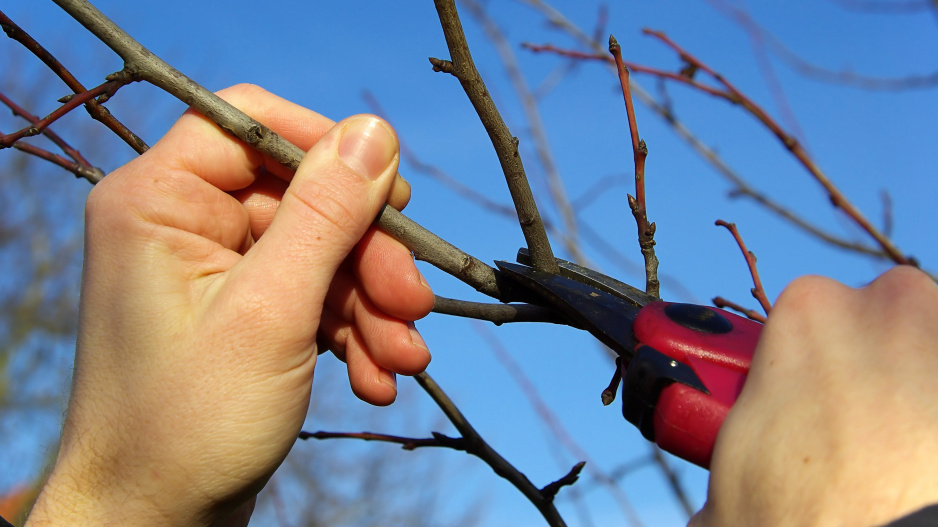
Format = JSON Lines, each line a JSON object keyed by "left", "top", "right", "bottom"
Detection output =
{"left": 237, "top": 114, "right": 400, "bottom": 319}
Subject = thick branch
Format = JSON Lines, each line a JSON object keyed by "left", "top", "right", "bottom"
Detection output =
{"left": 431, "top": 0, "right": 558, "bottom": 275}
{"left": 50, "top": 0, "right": 514, "bottom": 301}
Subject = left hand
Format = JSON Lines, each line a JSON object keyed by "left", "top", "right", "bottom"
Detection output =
{"left": 26, "top": 84, "right": 434, "bottom": 527}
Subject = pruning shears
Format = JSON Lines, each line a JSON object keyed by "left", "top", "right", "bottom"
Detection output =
{"left": 495, "top": 250, "right": 762, "bottom": 469}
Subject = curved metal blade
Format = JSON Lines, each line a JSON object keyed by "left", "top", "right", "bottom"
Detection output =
{"left": 495, "top": 261, "right": 644, "bottom": 359}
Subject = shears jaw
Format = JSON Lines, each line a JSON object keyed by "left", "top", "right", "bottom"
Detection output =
{"left": 494, "top": 260, "right": 642, "bottom": 358}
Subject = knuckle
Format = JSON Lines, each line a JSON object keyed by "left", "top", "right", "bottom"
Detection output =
{"left": 285, "top": 173, "right": 369, "bottom": 244}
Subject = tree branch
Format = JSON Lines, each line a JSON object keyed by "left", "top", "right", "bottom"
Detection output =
{"left": 414, "top": 371, "right": 570, "bottom": 526}
{"left": 431, "top": 0, "right": 559, "bottom": 275}
{"left": 47, "top": 0, "right": 519, "bottom": 301}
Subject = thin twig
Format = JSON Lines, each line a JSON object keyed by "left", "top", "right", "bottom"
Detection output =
{"left": 712, "top": 296, "right": 768, "bottom": 323}
{"left": 0, "top": 9, "right": 148, "bottom": 153}
{"left": 299, "top": 430, "right": 467, "bottom": 451}
{"left": 522, "top": 42, "right": 893, "bottom": 260}
{"left": 431, "top": 0, "right": 559, "bottom": 275}
{"left": 476, "top": 324, "right": 644, "bottom": 527}
{"left": 4, "top": 135, "right": 103, "bottom": 184}
{"left": 0, "top": 78, "right": 127, "bottom": 148}
{"left": 541, "top": 462, "right": 586, "bottom": 501}
{"left": 609, "top": 35, "right": 659, "bottom": 298}
{"left": 715, "top": 220, "right": 772, "bottom": 315}
{"left": 643, "top": 28, "right": 916, "bottom": 267}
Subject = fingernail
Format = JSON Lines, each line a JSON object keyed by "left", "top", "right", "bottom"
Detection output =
{"left": 379, "top": 369, "right": 397, "bottom": 389}
{"left": 417, "top": 271, "right": 432, "bottom": 294}
{"left": 338, "top": 116, "right": 397, "bottom": 181}
{"left": 409, "top": 322, "right": 432, "bottom": 360}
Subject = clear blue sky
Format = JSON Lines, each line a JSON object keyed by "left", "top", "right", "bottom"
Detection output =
{"left": 3, "top": 1, "right": 937, "bottom": 525}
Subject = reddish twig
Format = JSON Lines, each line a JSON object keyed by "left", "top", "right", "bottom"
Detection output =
{"left": 712, "top": 296, "right": 768, "bottom": 323}
{"left": 715, "top": 220, "right": 772, "bottom": 316}
{"left": 609, "top": 35, "right": 659, "bottom": 298}
{"left": 0, "top": 90, "right": 93, "bottom": 166}
{"left": 0, "top": 9, "right": 148, "bottom": 153}
{"left": 643, "top": 29, "right": 915, "bottom": 267}
{"left": 4, "top": 136, "right": 103, "bottom": 184}
{"left": 0, "top": 78, "right": 128, "bottom": 148}
{"left": 522, "top": 39, "right": 911, "bottom": 263}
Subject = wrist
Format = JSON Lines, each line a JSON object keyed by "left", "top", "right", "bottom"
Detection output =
{"left": 25, "top": 458, "right": 176, "bottom": 527}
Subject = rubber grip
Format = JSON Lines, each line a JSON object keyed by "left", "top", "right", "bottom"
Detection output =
{"left": 632, "top": 302, "right": 761, "bottom": 468}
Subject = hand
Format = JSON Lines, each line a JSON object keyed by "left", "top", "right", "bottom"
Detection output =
{"left": 26, "top": 84, "right": 434, "bottom": 526}
{"left": 690, "top": 266, "right": 938, "bottom": 527}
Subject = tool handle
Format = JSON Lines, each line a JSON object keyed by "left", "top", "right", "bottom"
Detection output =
{"left": 626, "top": 302, "right": 762, "bottom": 468}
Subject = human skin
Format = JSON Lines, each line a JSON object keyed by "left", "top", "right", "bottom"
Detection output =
{"left": 690, "top": 266, "right": 938, "bottom": 527}
{"left": 25, "top": 84, "right": 434, "bottom": 527}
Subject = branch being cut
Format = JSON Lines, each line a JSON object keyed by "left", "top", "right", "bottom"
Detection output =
{"left": 432, "top": 296, "right": 572, "bottom": 325}
{"left": 431, "top": 0, "right": 559, "bottom": 275}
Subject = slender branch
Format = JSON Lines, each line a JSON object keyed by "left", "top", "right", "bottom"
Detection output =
{"left": 649, "top": 446, "right": 696, "bottom": 518}
{"left": 431, "top": 0, "right": 558, "bottom": 275}
{"left": 0, "top": 9, "right": 148, "bottom": 153}
{"left": 4, "top": 136, "right": 103, "bottom": 184}
{"left": 712, "top": 296, "right": 768, "bottom": 323}
{"left": 476, "top": 324, "right": 644, "bottom": 526}
{"left": 715, "top": 220, "right": 772, "bottom": 315}
{"left": 461, "top": 0, "right": 586, "bottom": 265}
{"left": 414, "top": 371, "right": 569, "bottom": 526}
{"left": 610, "top": 35, "right": 660, "bottom": 298}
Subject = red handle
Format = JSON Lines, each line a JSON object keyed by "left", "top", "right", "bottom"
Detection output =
{"left": 629, "top": 302, "right": 762, "bottom": 468}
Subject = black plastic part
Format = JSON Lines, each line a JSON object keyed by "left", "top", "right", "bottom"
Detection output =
{"left": 664, "top": 303, "right": 733, "bottom": 334}
{"left": 621, "top": 346, "right": 709, "bottom": 441}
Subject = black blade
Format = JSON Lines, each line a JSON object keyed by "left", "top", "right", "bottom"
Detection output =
{"left": 515, "top": 248, "right": 657, "bottom": 308}
{"left": 495, "top": 261, "right": 643, "bottom": 359}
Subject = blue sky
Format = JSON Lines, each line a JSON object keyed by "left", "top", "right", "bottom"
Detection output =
{"left": 3, "top": 1, "right": 937, "bottom": 525}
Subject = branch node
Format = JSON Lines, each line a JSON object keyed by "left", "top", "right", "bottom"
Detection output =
{"left": 540, "top": 461, "right": 587, "bottom": 501}
{"left": 428, "top": 57, "right": 455, "bottom": 74}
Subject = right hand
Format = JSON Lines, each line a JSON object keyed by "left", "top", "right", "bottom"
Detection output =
{"left": 690, "top": 266, "right": 938, "bottom": 527}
